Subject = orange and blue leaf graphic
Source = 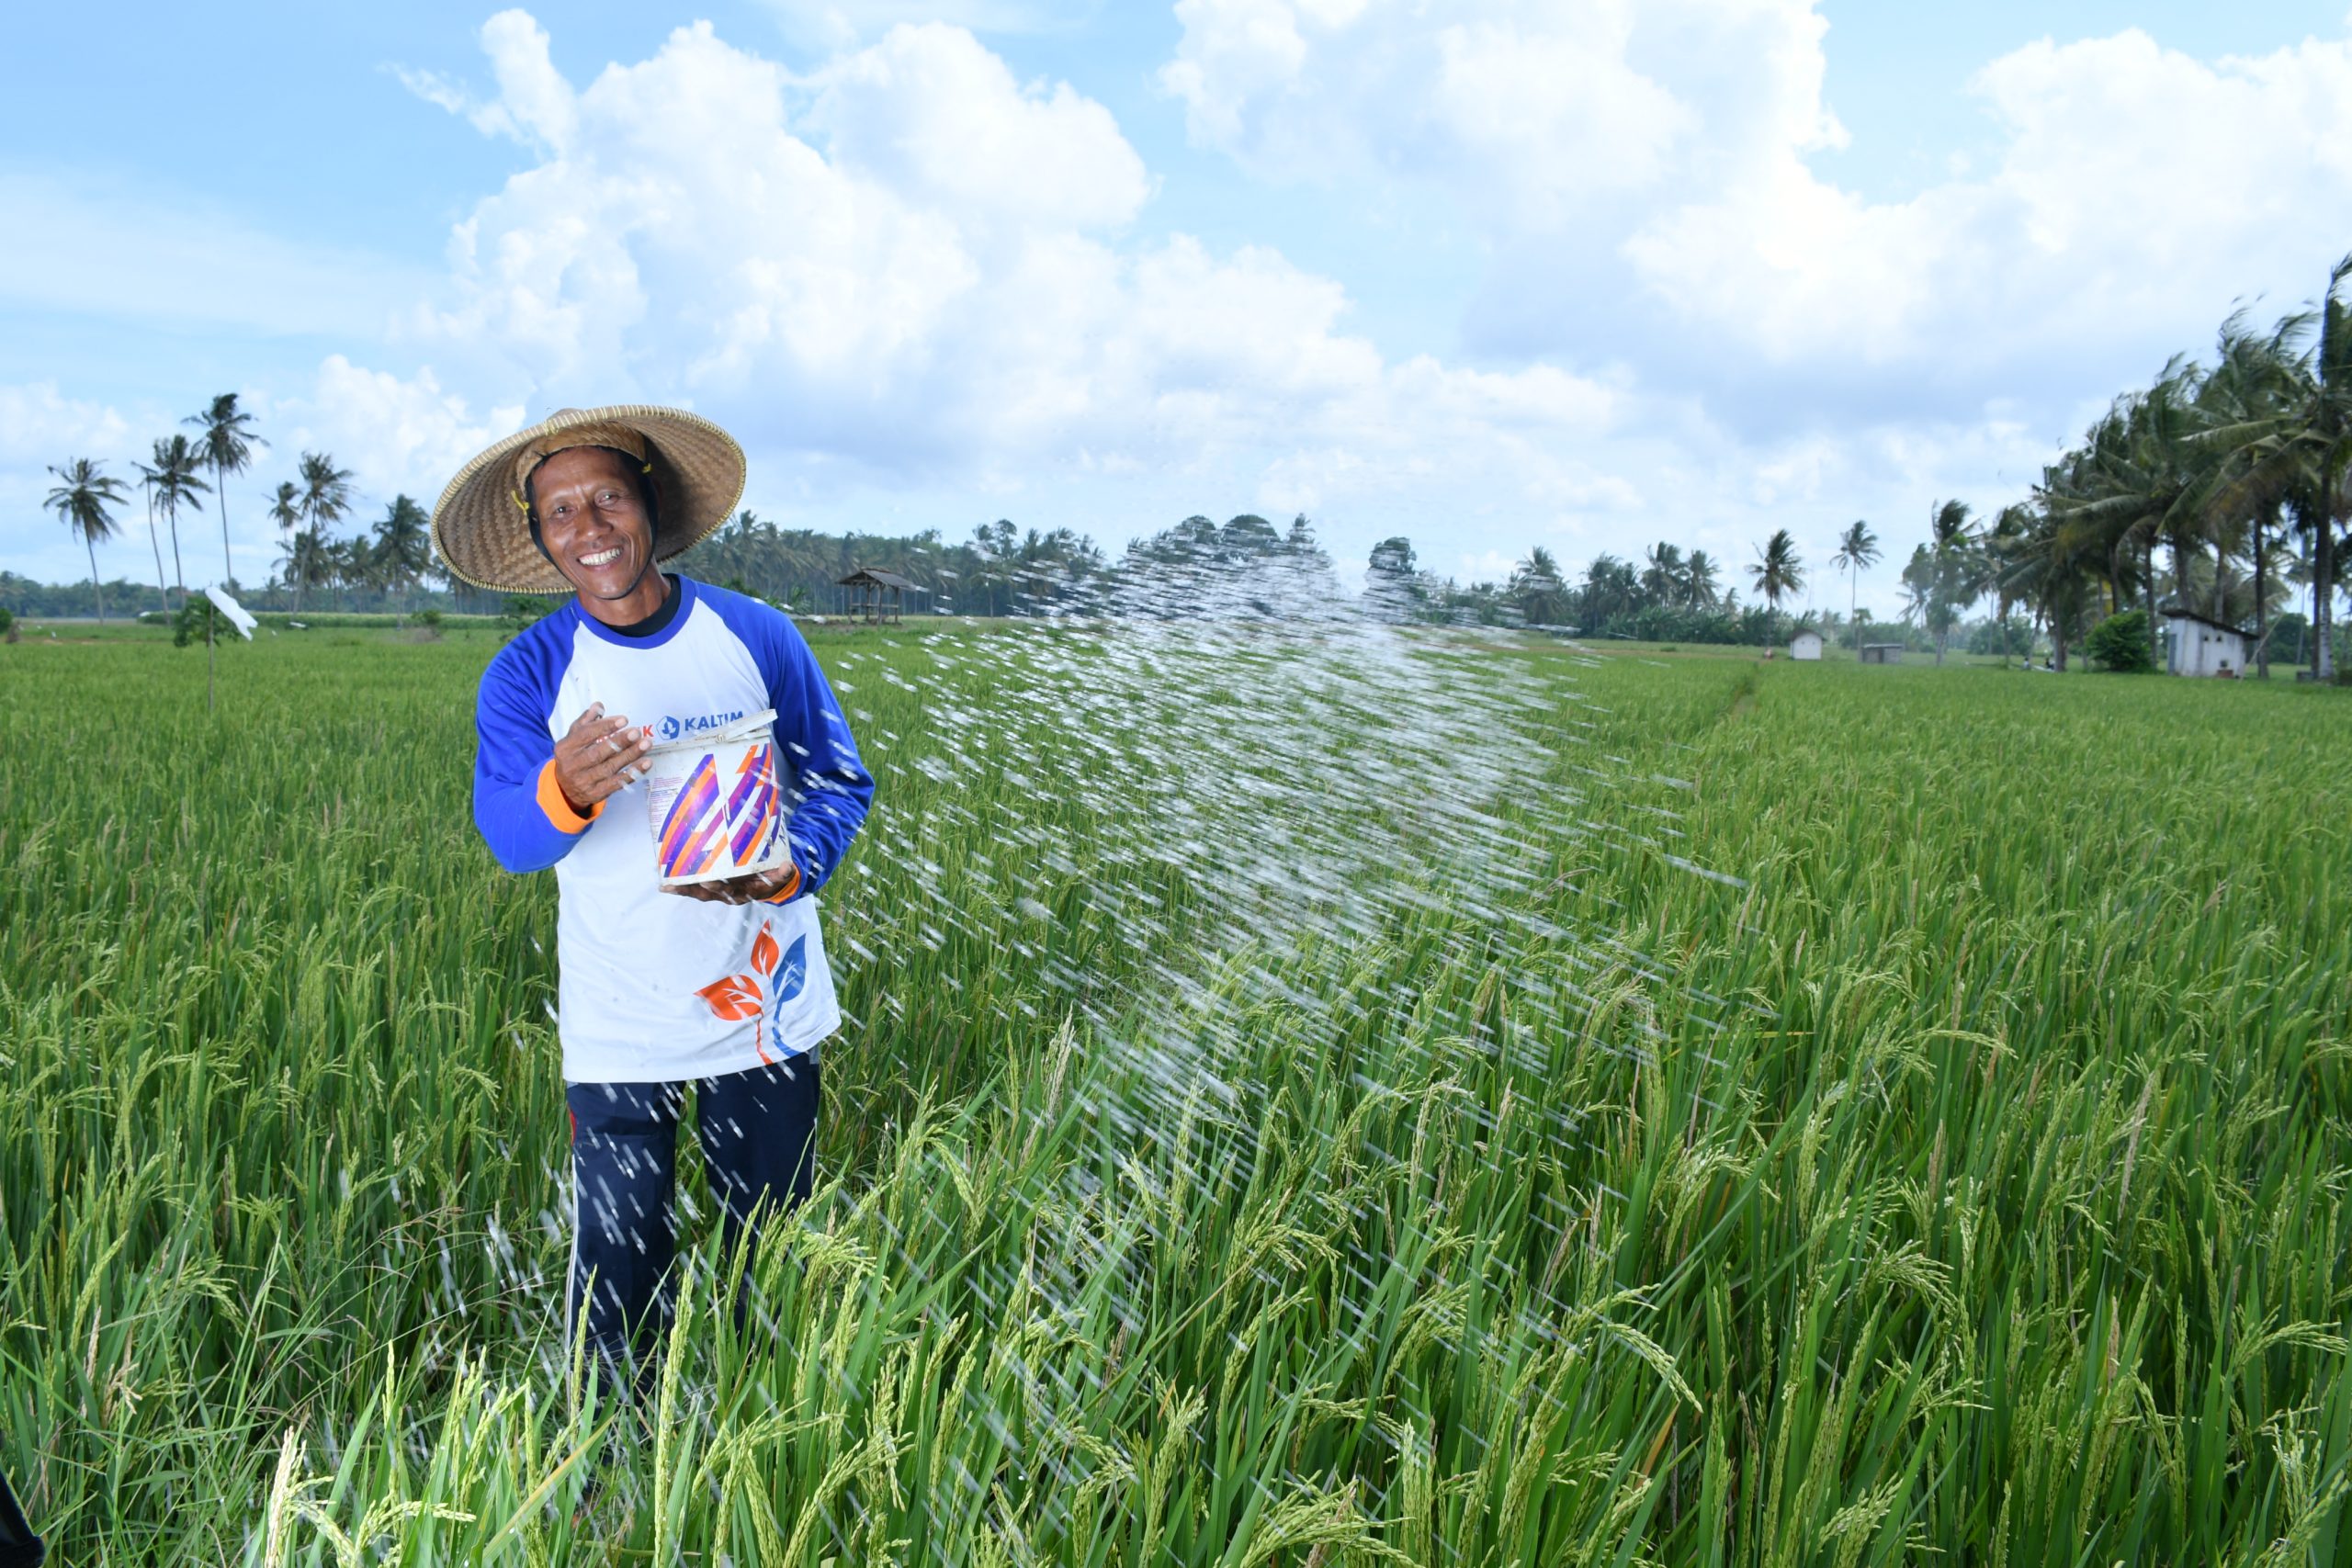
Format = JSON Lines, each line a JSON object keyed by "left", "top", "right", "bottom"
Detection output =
{"left": 695, "top": 973, "right": 763, "bottom": 1021}
{"left": 697, "top": 921, "right": 809, "bottom": 1061}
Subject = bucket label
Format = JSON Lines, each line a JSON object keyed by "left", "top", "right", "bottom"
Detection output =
{"left": 649, "top": 736, "right": 784, "bottom": 884}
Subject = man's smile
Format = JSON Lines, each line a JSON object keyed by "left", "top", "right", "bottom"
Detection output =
{"left": 580, "top": 547, "right": 623, "bottom": 568}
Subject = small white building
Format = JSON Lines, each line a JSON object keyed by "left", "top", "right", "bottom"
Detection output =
{"left": 1790, "top": 629, "right": 1824, "bottom": 661}
{"left": 2163, "top": 608, "right": 2247, "bottom": 678}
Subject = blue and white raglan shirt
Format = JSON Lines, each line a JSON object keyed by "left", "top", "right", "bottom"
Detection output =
{"left": 472, "top": 578, "right": 874, "bottom": 1085}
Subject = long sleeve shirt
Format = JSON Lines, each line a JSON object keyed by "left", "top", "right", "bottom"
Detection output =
{"left": 472, "top": 578, "right": 874, "bottom": 1082}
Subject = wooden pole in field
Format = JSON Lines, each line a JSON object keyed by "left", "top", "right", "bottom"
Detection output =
{"left": 203, "top": 587, "right": 257, "bottom": 711}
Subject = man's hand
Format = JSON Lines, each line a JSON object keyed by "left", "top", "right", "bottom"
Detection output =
{"left": 666, "top": 864, "right": 799, "bottom": 906}
{"left": 554, "top": 702, "right": 652, "bottom": 815}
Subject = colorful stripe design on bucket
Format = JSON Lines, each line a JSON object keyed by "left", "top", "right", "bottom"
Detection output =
{"left": 725, "top": 742, "right": 778, "bottom": 864}
{"left": 657, "top": 755, "right": 726, "bottom": 879}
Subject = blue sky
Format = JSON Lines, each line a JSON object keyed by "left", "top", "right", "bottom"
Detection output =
{"left": 6, "top": 0, "right": 2350, "bottom": 613}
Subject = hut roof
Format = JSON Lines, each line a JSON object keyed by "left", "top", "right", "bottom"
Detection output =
{"left": 2158, "top": 604, "right": 2251, "bottom": 637}
{"left": 838, "top": 567, "right": 919, "bottom": 590}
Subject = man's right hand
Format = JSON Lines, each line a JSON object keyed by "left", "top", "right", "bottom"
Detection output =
{"left": 554, "top": 702, "right": 653, "bottom": 815}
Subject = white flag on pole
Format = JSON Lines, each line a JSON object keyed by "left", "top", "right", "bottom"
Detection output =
{"left": 205, "top": 585, "right": 258, "bottom": 641}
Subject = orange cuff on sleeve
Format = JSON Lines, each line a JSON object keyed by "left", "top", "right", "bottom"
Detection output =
{"left": 759, "top": 863, "right": 804, "bottom": 904}
{"left": 537, "top": 758, "right": 604, "bottom": 834}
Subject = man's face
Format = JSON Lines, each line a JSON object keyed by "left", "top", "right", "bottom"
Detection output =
{"left": 532, "top": 446, "right": 655, "bottom": 603}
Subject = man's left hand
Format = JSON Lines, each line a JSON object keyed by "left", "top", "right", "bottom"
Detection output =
{"left": 666, "top": 864, "right": 798, "bottom": 906}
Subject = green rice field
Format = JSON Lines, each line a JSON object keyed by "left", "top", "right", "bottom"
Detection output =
{"left": 4, "top": 623, "right": 2349, "bottom": 1565}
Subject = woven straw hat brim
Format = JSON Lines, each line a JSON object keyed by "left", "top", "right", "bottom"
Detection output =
{"left": 432, "top": 405, "right": 748, "bottom": 594}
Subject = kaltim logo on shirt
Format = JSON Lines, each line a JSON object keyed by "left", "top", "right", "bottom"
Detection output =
{"left": 658, "top": 709, "right": 745, "bottom": 743}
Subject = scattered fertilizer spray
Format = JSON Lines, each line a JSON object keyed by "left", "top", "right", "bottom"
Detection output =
{"left": 497, "top": 558, "right": 1747, "bottom": 1551}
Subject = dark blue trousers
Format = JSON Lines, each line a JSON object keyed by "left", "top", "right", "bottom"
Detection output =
{"left": 565, "top": 1054, "right": 820, "bottom": 1382}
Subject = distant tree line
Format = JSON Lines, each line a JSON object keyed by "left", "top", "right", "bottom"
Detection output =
{"left": 33, "top": 246, "right": 2346, "bottom": 666}
{"left": 1360, "top": 531, "right": 1826, "bottom": 647}
{"left": 683, "top": 513, "right": 1109, "bottom": 616}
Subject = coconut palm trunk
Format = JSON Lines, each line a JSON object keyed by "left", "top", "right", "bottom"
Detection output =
{"left": 2318, "top": 471, "right": 2336, "bottom": 682}
{"left": 2255, "top": 509, "right": 2271, "bottom": 678}
{"left": 87, "top": 536, "right": 106, "bottom": 626}
{"left": 166, "top": 497, "right": 187, "bottom": 611}
{"left": 145, "top": 491, "right": 169, "bottom": 614}
{"left": 217, "top": 468, "right": 233, "bottom": 587}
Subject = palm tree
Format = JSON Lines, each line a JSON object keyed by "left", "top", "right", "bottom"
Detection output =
{"left": 46, "top": 459, "right": 129, "bottom": 625}
{"left": 1639, "top": 542, "right": 1684, "bottom": 607}
{"left": 1579, "top": 553, "right": 1640, "bottom": 626}
{"left": 2006, "top": 502, "right": 2100, "bottom": 671}
{"left": 294, "top": 452, "right": 355, "bottom": 613}
{"left": 1899, "top": 544, "right": 1934, "bottom": 628}
{"left": 1920, "top": 500, "right": 1989, "bottom": 665}
{"left": 1748, "top": 528, "right": 1804, "bottom": 614}
{"left": 138, "top": 475, "right": 170, "bottom": 614}
{"left": 185, "top": 393, "right": 263, "bottom": 587}
{"left": 370, "top": 495, "right": 433, "bottom": 612}
{"left": 1684, "top": 549, "right": 1721, "bottom": 610}
{"left": 1508, "top": 546, "right": 1570, "bottom": 626}
{"left": 1830, "top": 520, "right": 1879, "bottom": 651}
{"left": 278, "top": 529, "right": 334, "bottom": 607}
{"left": 1983, "top": 504, "right": 2034, "bottom": 663}
{"left": 2192, "top": 311, "right": 2311, "bottom": 676}
{"left": 2309, "top": 257, "right": 2352, "bottom": 681}
{"left": 2045, "top": 367, "right": 2210, "bottom": 664}
{"left": 138, "top": 434, "right": 211, "bottom": 611}
{"left": 329, "top": 536, "right": 370, "bottom": 610}
{"left": 265, "top": 482, "right": 300, "bottom": 605}
{"left": 2193, "top": 257, "right": 2352, "bottom": 679}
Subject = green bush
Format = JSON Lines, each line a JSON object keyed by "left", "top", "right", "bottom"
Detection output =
{"left": 2086, "top": 609, "right": 2156, "bottom": 672}
{"left": 502, "top": 595, "right": 554, "bottom": 637}
{"left": 414, "top": 609, "right": 446, "bottom": 638}
{"left": 0, "top": 605, "right": 14, "bottom": 641}
{"left": 171, "top": 598, "right": 237, "bottom": 649}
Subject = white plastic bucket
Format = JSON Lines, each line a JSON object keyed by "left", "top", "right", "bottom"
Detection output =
{"left": 643, "top": 708, "right": 792, "bottom": 887}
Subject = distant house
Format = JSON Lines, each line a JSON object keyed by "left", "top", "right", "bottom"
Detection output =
{"left": 2161, "top": 606, "right": 2247, "bottom": 678}
{"left": 1860, "top": 643, "right": 1904, "bottom": 665}
{"left": 1790, "top": 629, "right": 1824, "bottom": 661}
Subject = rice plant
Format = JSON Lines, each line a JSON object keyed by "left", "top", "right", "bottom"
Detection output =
{"left": 2, "top": 626, "right": 2346, "bottom": 1564}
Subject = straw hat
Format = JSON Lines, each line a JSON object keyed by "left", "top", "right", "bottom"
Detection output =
{"left": 432, "top": 405, "right": 748, "bottom": 593}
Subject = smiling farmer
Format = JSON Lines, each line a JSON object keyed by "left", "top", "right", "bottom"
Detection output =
{"left": 434, "top": 406, "right": 874, "bottom": 1391}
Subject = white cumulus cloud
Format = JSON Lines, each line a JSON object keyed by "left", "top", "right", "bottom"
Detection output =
{"left": 0, "top": 382, "right": 131, "bottom": 468}
{"left": 803, "top": 23, "right": 1150, "bottom": 231}
{"left": 1165, "top": 0, "right": 2352, "bottom": 441}
{"left": 277, "top": 356, "right": 528, "bottom": 509}
{"left": 1624, "top": 26, "right": 2352, "bottom": 378}
{"left": 400, "top": 10, "right": 1619, "bottom": 522}
{"left": 1162, "top": 0, "right": 1833, "bottom": 231}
